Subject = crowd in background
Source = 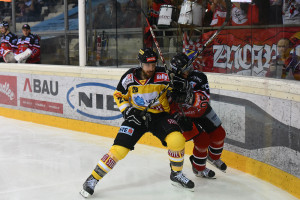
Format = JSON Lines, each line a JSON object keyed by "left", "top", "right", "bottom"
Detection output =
{"left": 147, "top": 0, "right": 300, "bottom": 28}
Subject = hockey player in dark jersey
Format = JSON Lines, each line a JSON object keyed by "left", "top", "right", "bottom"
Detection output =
{"left": 14, "top": 24, "right": 41, "bottom": 64}
{"left": 80, "top": 48, "right": 194, "bottom": 198}
{"left": 168, "top": 52, "right": 227, "bottom": 179}
{"left": 0, "top": 21, "right": 18, "bottom": 62}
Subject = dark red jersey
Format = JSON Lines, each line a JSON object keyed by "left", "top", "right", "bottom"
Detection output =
{"left": 170, "top": 70, "right": 211, "bottom": 118}
{"left": 16, "top": 33, "right": 40, "bottom": 63}
{"left": 0, "top": 32, "right": 18, "bottom": 59}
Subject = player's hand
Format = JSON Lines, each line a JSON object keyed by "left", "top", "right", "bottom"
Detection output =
{"left": 122, "top": 106, "right": 144, "bottom": 126}
{"left": 170, "top": 89, "right": 194, "bottom": 104}
{"left": 172, "top": 75, "right": 189, "bottom": 91}
{"left": 172, "top": 112, "right": 193, "bottom": 132}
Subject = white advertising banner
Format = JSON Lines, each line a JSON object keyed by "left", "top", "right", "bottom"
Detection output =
{"left": 0, "top": 72, "right": 123, "bottom": 127}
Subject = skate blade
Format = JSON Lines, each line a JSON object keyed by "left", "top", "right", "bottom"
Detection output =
{"left": 195, "top": 174, "right": 216, "bottom": 179}
{"left": 171, "top": 181, "right": 195, "bottom": 192}
{"left": 80, "top": 189, "right": 90, "bottom": 198}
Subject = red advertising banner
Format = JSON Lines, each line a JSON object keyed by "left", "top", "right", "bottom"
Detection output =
{"left": 20, "top": 97, "right": 63, "bottom": 114}
{"left": 0, "top": 75, "right": 17, "bottom": 106}
{"left": 184, "top": 27, "right": 300, "bottom": 77}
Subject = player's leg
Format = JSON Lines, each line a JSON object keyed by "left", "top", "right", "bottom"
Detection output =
{"left": 80, "top": 121, "right": 145, "bottom": 197}
{"left": 189, "top": 129, "right": 215, "bottom": 178}
{"left": 150, "top": 113, "right": 194, "bottom": 190}
{"left": 194, "top": 105, "right": 227, "bottom": 172}
{"left": 207, "top": 125, "right": 227, "bottom": 172}
{"left": 81, "top": 145, "right": 129, "bottom": 197}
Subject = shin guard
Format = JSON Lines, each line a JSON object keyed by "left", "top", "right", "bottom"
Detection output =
{"left": 92, "top": 154, "right": 117, "bottom": 181}
{"left": 192, "top": 132, "right": 210, "bottom": 171}
{"left": 168, "top": 149, "right": 185, "bottom": 172}
{"left": 208, "top": 126, "right": 226, "bottom": 160}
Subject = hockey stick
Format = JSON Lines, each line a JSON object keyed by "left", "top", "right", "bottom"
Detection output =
{"left": 141, "top": 9, "right": 171, "bottom": 74}
{"left": 185, "top": 0, "right": 232, "bottom": 68}
{"left": 140, "top": 9, "right": 173, "bottom": 119}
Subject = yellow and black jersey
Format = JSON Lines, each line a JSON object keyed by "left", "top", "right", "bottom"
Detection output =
{"left": 113, "top": 66, "right": 170, "bottom": 114}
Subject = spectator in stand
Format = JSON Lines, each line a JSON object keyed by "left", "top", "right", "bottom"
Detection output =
{"left": 148, "top": 0, "right": 171, "bottom": 27}
{"left": 15, "top": 24, "right": 41, "bottom": 64}
{"left": 0, "top": 21, "right": 18, "bottom": 63}
{"left": 0, "top": 2, "right": 11, "bottom": 17}
{"left": 282, "top": 0, "right": 300, "bottom": 25}
{"left": 210, "top": 0, "right": 227, "bottom": 27}
{"left": 16, "top": 0, "right": 42, "bottom": 22}
{"left": 252, "top": 0, "right": 270, "bottom": 25}
{"left": 231, "top": 2, "right": 259, "bottom": 26}
{"left": 107, "top": 0, "right": 122, "bottom": 28}
{"left": 121, "top": 0, "right": 141, "bottom": 28}
{"left": 16, "top": 1, "right": 26, "bottom": 21}
{"left": 266, "top": 38, "right": 300, "bottom": 80}
{"left": 93, "top": 3, "right": 110, "bottom": 29}
{"left": 269, "top": 0, "right": 283, "bottom": 25}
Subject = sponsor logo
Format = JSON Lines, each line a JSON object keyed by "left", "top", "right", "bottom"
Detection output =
{"left": 167, "top": 119, "right": 177, "bottom": 125}
{"left": 154, "top": 72, "right": 169, "bottom": 82}
{"left": 132, "top": 92, "right": 158, "bottom": 107}
{"left": 146, "top": 57, "right": 156, "bottom": 62}
{"left": 67, "top": 82, "right": 122, "bottom": 120}
{"left": 20, "top": 97, "right": 63, "bottom": 114}
{"left": 23, "top": 78, "right": 58, "bottom": 96}
{"left": 122, "top": 73, "right": 134, "bottom": 90}
{"left": 0, "top": 75, "right": 17, "bottom": 106}
{"left": 119, "top": 126, "right": 134, "bottom": 136}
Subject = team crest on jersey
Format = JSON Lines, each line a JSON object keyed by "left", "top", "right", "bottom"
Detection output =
{"left": 189, "top": 81, "right": 196, "bottom": 89}
{"left": 122, "top": 73, "right": 134, "bottom": 90}
{"left": 119, "top": 126, "right": 134, "bottom": 136}
{"left": 154, "top": 72, "right": 169, "bottom": 82}
{"left": 132, "top": 92, "right": 158, "bottom": 107}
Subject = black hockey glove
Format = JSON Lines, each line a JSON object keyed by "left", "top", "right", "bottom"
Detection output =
{"left": 172, "top": 75, "right": 189, "bottom": 92}
{"left": 122, "top": 106, "right": 144, "bottom": 126}
{"left": 170, "top": 89, "right": 194, "bottom": 104}
{"left": 172, "top": 112, "right": 193, "bottom": 132}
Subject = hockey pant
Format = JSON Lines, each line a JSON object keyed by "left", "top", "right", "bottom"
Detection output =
{"left": 187, "top": 125, "right": 226, "bottom": 172}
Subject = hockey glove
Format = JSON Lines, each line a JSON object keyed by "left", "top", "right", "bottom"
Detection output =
{"left": 172, "top": 75, "right": 189, "bottom": 92}
{"left": 172, "top": 112, "right": 193, "bottom": 132}
{"left": 170, "top": 89, "right": 194, "bottom": 104}
{"left": 122, "top": 106, "right": 144, "bottom": 126}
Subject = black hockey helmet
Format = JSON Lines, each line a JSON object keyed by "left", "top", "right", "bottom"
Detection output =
{"left": 0, "top": 21, "right": 9, "bottom": 28}
{"left": 137, "top": 48, "right": 158, "bottom": 63}
{"left": 170, "top": 52, "right": 192, "bottom": 75}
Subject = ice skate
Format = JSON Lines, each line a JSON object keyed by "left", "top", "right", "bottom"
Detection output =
{"left": 189, "top": 155, "right": 216, "bottom": 178}
{"left": 207, "top": 156, "right": 227, "bottom": 172}
{"left": 80, "top": 175, "right": 99, "bottom": 198}
{"left": 170, "top": 169, "right": 195, "bottom": 191}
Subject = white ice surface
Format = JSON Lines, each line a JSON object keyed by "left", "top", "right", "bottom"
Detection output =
{"left": 0, "top": 116, "right": 298, "bottom": 200}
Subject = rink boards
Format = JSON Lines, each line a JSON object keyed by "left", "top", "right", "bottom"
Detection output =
{"left": 0, "top": 63, "right": 299, "bottom": 198}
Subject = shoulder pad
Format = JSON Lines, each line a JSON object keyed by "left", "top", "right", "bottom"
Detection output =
{"left": 121, "top": 71, "right": 134, "bottom": 90}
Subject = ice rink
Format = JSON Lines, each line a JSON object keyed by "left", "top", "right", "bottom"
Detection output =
{"left": 0, "top": 116, "right": 298, "bottom": 200}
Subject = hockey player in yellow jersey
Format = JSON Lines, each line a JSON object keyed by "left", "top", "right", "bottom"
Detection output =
{"left": 80, "top": 48, "right": 194, "bottom": 198}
